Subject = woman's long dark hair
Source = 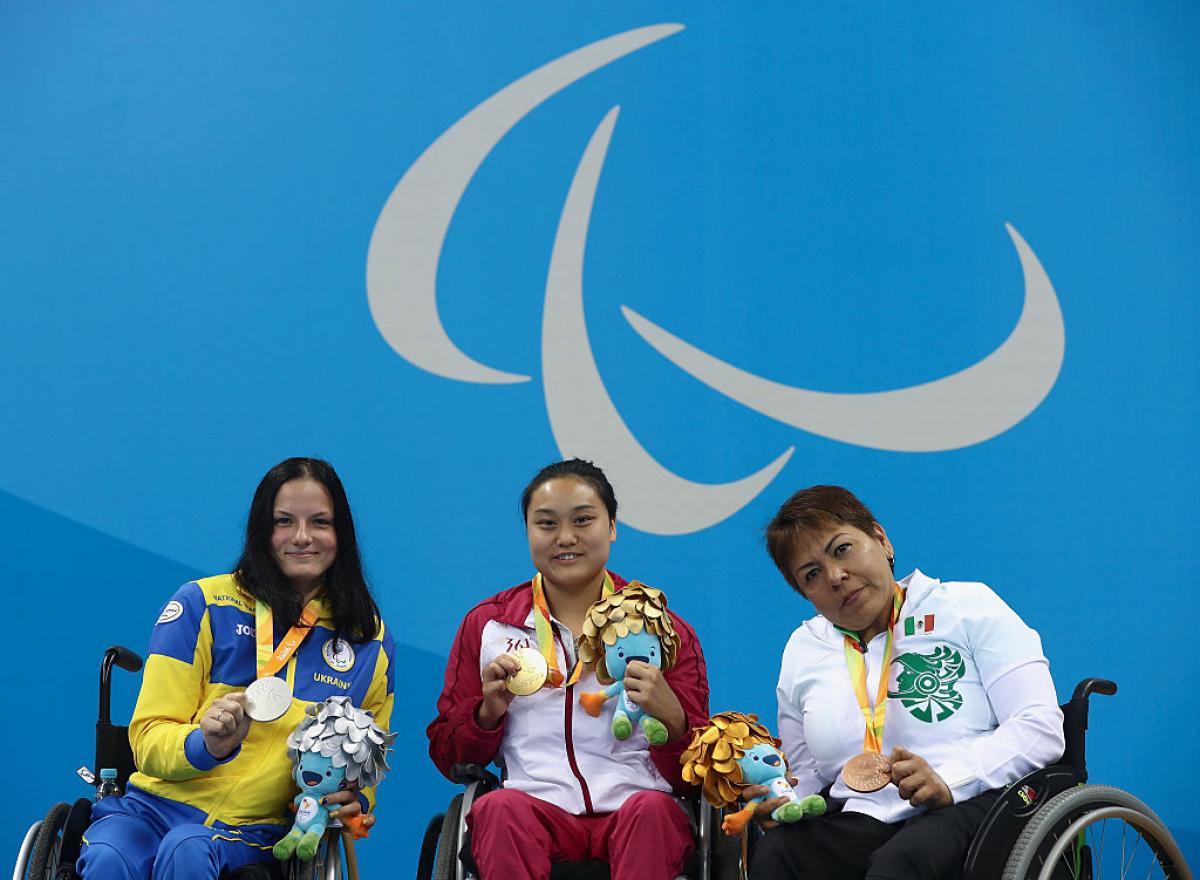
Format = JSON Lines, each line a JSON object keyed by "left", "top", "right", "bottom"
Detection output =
{"left": 234, "top": 457, "right": 380, "bottom": 643}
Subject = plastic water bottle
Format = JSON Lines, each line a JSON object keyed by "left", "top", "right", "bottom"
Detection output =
{"left": 95, "top": 768, "right": 120, "bottom": 801}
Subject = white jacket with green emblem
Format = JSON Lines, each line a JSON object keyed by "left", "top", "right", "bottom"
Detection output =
{"left": 776, "top": 569, "right": 1064, "bottom": 824}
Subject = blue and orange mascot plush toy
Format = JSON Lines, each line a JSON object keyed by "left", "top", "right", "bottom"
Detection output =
{"left": 682, "top": 711, "right": 826, "bottom": 835}
{"left": 577, "top": 583, "right": 680, "bottom": 745}
{"left": 273, "top": 696, "right": 396, "bottom": 862}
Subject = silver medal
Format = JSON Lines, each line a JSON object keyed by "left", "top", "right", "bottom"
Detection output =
{"left": 246, "top": 676, "right": 293, "bottom": 722}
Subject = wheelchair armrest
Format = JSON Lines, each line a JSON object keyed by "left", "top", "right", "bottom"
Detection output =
{"left": 450, "top": 763, "right": 501, "bottom": 790}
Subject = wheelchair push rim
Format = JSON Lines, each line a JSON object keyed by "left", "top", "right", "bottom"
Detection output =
{"left": 1003, "top": 784, "right": 1192, "bottom": 880}
{"left": 1033, "top": 806, "right": 1191, "bottom": 880}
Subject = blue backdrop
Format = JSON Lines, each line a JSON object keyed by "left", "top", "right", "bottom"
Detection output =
{"left": 3, "top": 2, "right": 1198, "bottom": 873}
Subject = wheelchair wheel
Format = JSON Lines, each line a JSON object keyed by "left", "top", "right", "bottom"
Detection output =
{"left": 433, "top": 794, "right": 465, "bottom": 880}
{"left": 27, "top": 802, "right": 70, "bottom": 880}
{"left": 1002, "top": 784, "right": 1192, "bottom": 880}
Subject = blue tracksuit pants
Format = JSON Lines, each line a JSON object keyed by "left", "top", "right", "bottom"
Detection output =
{"left": 78, "top": 784, "right": 285, "bottom": 879}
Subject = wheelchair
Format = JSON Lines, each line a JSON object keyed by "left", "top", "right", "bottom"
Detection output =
{"left": 13, "top": 646, "right": 356, "bottom": 880}
{"left": 416, "top": 763, "right": 745, "bottom": 880}
{"left": 961, "top": 677, "right": 1192, "bottom": 880}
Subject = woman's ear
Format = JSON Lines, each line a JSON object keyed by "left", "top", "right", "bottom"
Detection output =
{"left": 872, "top": 522, "right": 894, "bottom": 561}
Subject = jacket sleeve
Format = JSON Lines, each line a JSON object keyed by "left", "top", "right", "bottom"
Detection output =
{"left": 129, "top": 583, "right": 228, "bottom": 781}
{"left": 777, "top": 678, "right": 826, "bottom": 799}
{"left": 649, "top": 613, "right": 711, "bottom": 791}
{"left": 931, "top": 586, "right": 1065, "bottom": 802}
{"left": 426, "top": 607, "right": 505, "bottom": 780}
{"left": 357, "top": 619, "right": 396, "bottom": 812}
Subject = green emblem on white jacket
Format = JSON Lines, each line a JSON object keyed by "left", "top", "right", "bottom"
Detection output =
{"left": 889, "top": 646, "right": 965, "bottom": 722}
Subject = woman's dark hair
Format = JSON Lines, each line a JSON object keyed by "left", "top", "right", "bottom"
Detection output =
{"left": 764, "top": 485, "right": 890, "bottom": 593}
{"left": 519, "top": 458, "right": 618, "bottom": 522}
{"left": 234, "top": 457, "right": 380, "bottom": 643}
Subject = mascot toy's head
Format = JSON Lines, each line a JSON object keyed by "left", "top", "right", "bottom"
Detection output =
{"left": 576, "top": 582, "right": 680, "bottom": 685}
{"left": 681, "top": 712, "right": 787, "bottom": 809}
{"left": 286, "top": 696, "right": 396, "bottom": 790}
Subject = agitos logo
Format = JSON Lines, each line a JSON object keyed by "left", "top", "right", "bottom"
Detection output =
{"left": 366, "top": 25, "right": 1065, "bottom": 536}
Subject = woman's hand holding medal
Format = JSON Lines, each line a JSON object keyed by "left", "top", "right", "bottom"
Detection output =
{"left": 887, "top": 746, "right": 951, "bottom": 808}
{"left": 200, "top": 692, "right": 252, "bottom": 759}
{"left": 477, "top": 654, "right": 524, "bottom": 730}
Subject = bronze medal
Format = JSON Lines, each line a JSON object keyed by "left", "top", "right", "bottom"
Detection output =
{"left": 841, "top": 751, "right": 891, "bottom": 792}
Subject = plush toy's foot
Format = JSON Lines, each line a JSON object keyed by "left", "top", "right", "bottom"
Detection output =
{"left": 296, "top": 829, "right": 322, "bottom": 861}
{"left": 773, "top": 801, "right": 805, "bottom": 824}
{"left": 800, "top": 794, "right": 827, "bottom": 817}
{"left": 579, "top": 692, "right": 607, "bottom": 717}
{"left": 343, "top": 813, "right": 373, "bottom": 840}
{"left": 641, "top": 716, "right": 668, "bottom": 745}
{"left": 612, "top": 711, "right": 632, "bottom": 740}
{"left": 272, "top": 831, "right": 301, "bottom": 861}
{"left": 721, "top": 804, "right": 756, "bottom": 836}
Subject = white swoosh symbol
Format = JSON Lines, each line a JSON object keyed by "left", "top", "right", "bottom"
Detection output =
{"left": 543, "top": 107, "right": 794, "bottom": 534}
{"left": 366, "top": 23, "right": 684, "bottom": 384}
{"left": 622, "top": 224, "right": 1064, "bottom": 451}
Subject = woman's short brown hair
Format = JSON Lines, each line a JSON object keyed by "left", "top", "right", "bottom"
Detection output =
{"left": 764, "top": 485, "right": 881, "bottom": 592}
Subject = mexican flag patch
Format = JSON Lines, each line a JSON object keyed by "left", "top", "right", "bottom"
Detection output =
{"left": 903, "top": 614, "right": 935, "bottom": 636}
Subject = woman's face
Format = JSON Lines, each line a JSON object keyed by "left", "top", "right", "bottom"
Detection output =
{"left": 525, "top": 477, "right": 616, "bottom": 595}
{"left": 270, "top": 478, "right": 338, "bottom": 596}
{"left": 788, "top": 521, "right": 895, "bottom": 639}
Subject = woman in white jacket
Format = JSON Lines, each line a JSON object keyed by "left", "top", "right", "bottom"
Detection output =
{"left": 749, "top": 485, "right": 1064, "bottom": 880}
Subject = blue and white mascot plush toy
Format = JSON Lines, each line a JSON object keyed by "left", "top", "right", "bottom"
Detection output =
{"left": 577, "top": 582, "right": 681, "bottom": 745}
{"left": 273, "top": 696, "right": 396, "bottom": 862}
{"left": 682, "top": 711, "right": 826, "bottom": 836}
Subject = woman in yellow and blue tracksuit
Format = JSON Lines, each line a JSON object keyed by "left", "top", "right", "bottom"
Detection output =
{"left": 78, "top": 458, "right": 395, "bottom": 880}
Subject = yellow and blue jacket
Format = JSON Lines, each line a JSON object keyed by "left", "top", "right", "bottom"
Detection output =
{"left": 127, "top": 573, "right": 395, "bottom": 826}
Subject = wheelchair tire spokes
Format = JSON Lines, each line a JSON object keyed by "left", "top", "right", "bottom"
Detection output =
{"left": 1002, "top": 785, "right": 1192, "bottom": 880}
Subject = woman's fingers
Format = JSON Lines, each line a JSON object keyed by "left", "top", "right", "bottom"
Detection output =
{"left": 886, "top": 747, "right": 952, "bottom": 808}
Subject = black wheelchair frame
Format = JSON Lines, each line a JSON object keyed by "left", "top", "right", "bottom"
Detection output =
{"left": 419, "top": 678, "right": 1193, "bottom": 880}
{"left": 962, "top": 677, "right": 1190, "bottom": 879}
{"left": 14, "top": 646, "right": 354, "bottom": 880}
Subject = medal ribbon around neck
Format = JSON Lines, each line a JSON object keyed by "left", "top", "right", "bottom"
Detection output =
{"left": 836, "top": 583, "right": 905, "bottom": 753}
{"left": 255, "top": 595, "right": 324, "bottom": 678}
{"left": 531, "top": 571, "right": 614, "bottom": 687}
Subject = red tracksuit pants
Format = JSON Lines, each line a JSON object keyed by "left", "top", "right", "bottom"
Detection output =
{"left": 467, "top": 788, "right": 694, "bottom": 880}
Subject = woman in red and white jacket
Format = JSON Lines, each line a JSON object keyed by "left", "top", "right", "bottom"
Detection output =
{"left": 427, "top": 458, "right": 710, "bottom": 880}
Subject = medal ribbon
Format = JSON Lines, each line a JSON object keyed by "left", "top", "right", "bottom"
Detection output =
{"left": 836, "top": 584, "right": 905, "bottom": 753}
{"left": 531, "top": 571, "right": 614, "bottom": 687}
{"left": 255, "top": 596, "right": 324, "bottom": 679}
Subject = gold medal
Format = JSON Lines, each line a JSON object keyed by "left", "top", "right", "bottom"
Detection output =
{"left": 504, "top": 647, "right": 549, "bottom": 696}
{"left": 841, "top": 751, "right": 891, "bottom": 792}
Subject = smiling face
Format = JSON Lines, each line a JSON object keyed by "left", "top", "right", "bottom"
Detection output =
{"left": 603, "top": 629, "right": 662, "bottom": 680}
{"left": 738, "top": 742, "right": 787, "bottom": 785}
{"left": 270, "top": 478, "right": 338, "bottom": 598}
{"left": 526, "top": 476, "right": 616, "bottom": 597}
{"left": 295, "top": 751, "right": 346, "bottom": 798}
{"left": 788, "top": 521, "right": 896, "bottom": 641}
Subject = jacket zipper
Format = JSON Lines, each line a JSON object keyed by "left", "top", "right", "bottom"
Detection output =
{"left": 555, "top": 628, "right": 595, "bottom": 814}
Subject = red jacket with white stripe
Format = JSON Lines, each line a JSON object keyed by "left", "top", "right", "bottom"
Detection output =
{"left": 426, "top": 572, "right": 710, "bottom": 815}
